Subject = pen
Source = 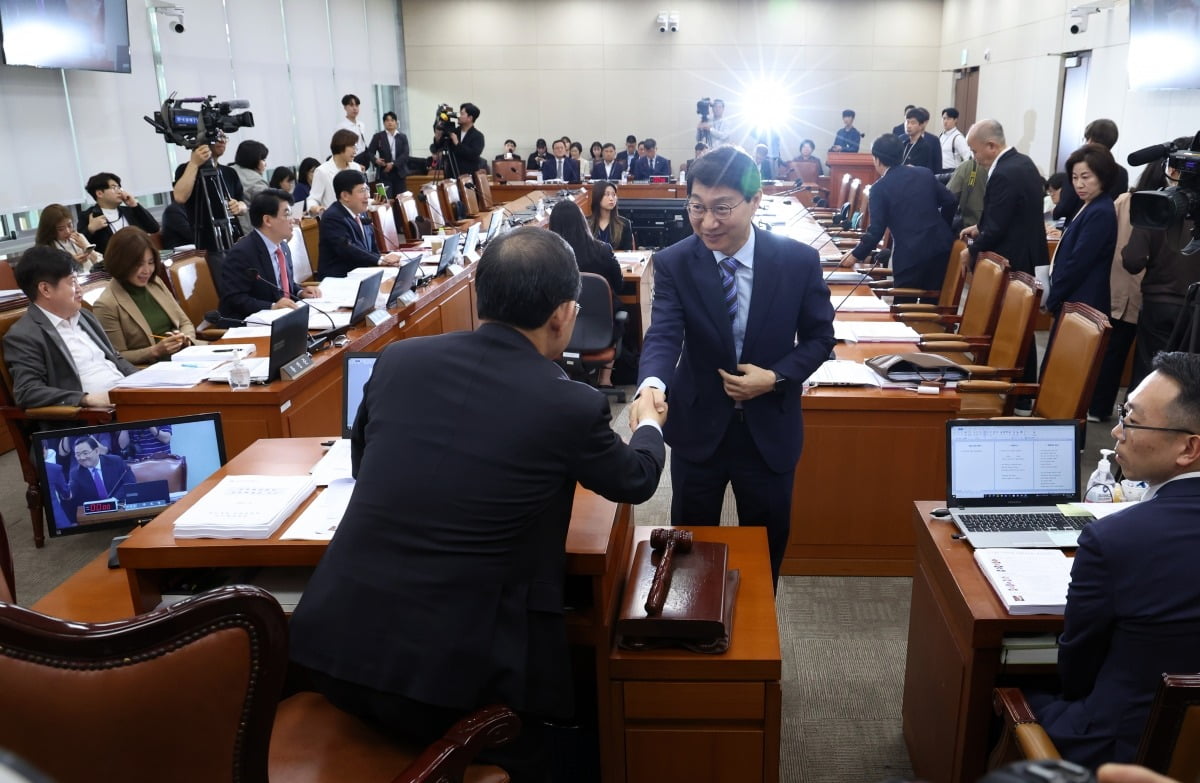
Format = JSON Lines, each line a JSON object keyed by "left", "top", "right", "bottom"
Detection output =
{"left": 209, "top": 348, "right": 237, "bottom": 352}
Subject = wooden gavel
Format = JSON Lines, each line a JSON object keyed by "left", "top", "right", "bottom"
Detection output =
{"left": 644, "top": 528, "right": 693, "bottom": 615}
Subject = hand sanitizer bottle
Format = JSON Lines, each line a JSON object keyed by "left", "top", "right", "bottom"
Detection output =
{"left": 1084, "top": 449, "right": 1121, "bottom": 502}
{"left": 228, "top": 348, "right": 251, "bottom": 391}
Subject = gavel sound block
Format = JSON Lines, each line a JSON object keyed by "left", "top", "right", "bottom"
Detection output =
{"left": 616, "top": 529, "right": 732, "bottom": 641}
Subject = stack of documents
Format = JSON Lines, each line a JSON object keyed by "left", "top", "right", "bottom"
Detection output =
{"left": 804, "top": 360, "right": 883, "bottom": 387}
{"left": 171, "top": 344, "right": 256, "bottom": 363}
{"left": 832, "top": 295, "right": 890, "bottom": 312}
{"left": 280, "top": 478, "right": 355, "bottom": 541}
{"left": 173, "top": 474, "right": 316, "bottom": 539}
{"left": 833, "top": 321, "right": 921, "bottom": 343}
{"left": 973, "top": 548, "right": 1074, "bottom": 615}
{"left": 823, "top": 270, "right": 873, "bottom": 284}
{"left": 111, "top": 363, "right": 213, "bottom": 388}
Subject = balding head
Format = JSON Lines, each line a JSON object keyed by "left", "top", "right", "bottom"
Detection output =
{"left": 966, "top": 119, "right": 1006, "bottom": 167}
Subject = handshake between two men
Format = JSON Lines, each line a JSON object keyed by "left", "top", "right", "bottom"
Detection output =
{"left": 625, "top": 363, "right": 780, "bottom": 429}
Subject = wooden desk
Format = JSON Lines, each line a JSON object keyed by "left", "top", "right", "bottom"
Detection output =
{"left": 902, "top": 501, "right": 1063, "bottom": 783}
{"left": 493, "top": 182, "right": 687, "bottom": 203}
{"left": 109, "top": 265, "right": 476, "bottom": 458}
{"left": 608, "top": 527, "right": 781, "bottom": 783}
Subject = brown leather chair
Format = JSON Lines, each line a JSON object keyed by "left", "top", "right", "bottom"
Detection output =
{"left": 492, "top": 160, "right": 525, "bottom": 184}
{"left": 898, "top": 251, "right": 1009, "bottom": 337}
{"left": 438, "top": 180, "right": 476, "bottom": 229}
{"left": 0, "top": 585, "right": 519, "bottom": 783}
{"left": 0, "top": 307, "right": 115, "bottom": 548}
{"left": 472, "top": 170, "right": 495, "bottom": 210}
{"left": 301, "top": 218, "right": 321, "bottom": 278}
{"left": 919, "top": 270, "right": 1041, "bottom": 373}
{"left": 876, "top": 239, "right": 968, "bottom": 313}
{"left": 809, "top": 173, "right": 851, "bottom": 217}
{"left": 396, "top": 192, "right": 422, "bottom": 243}
{"left": 370, "top": 203, "right": 402, "bottom": 253}
{"left": 956, "top": 301, "right": 1111, "bottom": 419}
{"left": 457, "top": 174, "right": 481, "bottom": 218}
{"left": 989, "top": 675, "right": 1200, "bottom": 780}
{"left": 0, "top": 261, "right": 17, "bottom": 291}
{"left": 166, "top": 254, "right": 226, "bottom": 341}
{"left": 128, "top": 454, "right": 188, "bottom": 493}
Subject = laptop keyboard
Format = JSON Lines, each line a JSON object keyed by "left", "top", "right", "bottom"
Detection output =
{"left": 958, "top": 512, "right": 1088, "bottom": 532}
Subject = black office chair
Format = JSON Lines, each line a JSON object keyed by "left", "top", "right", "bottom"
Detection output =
{"left": 559, "top": 272, "right": 628, "bottom": 403}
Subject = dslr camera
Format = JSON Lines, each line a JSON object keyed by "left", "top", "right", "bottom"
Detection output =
{"left": 144, "top": 94, "right": 254, "bottom": 149}
{"left": 1129, "top": 131, "right": 1200, "bottom": 255}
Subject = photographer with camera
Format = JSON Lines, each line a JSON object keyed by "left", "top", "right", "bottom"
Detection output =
{"left": 697, "top": 98, "right": 733, "bottom": 148}
{"left": 172, "top": 134, "right": 246, "bottom": 274}
{"left": 446, "top": 102, "right": 485, "bottom": 176}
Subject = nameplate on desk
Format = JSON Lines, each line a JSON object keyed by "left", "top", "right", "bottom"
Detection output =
{"left": 394, "top": 290, "right": 418, "bottom": 308}
{"left": 447, "top": 263, "right": 464, "bottom": 276}
{"left": 366, "top": 310, "right": 390, "bottom": 326}
{"left": 281, "top": 354, "right": 314, "bottom": 381}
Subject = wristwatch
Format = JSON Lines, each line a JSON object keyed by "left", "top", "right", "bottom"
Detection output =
{"left": 773, "top": 371, "right": 787, "bottom": 393}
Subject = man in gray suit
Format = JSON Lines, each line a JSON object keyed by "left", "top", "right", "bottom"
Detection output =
{"left": 4, "top": 246, "right": 136, "bottom": 408}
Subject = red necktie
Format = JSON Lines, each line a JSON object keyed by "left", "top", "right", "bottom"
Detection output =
{"left": 275, "top": 246, "right": 292, "bottom": 300}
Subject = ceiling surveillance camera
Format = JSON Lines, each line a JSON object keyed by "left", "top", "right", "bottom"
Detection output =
{"left": 172, "top": 21, "right": 185, "bottom": 33}
{"left": 669, "top": 12, "right": 679, "bottom": 32}
{"left": 656, "top": 11, "right": 668, "bottom": 33}
{"left": 1069, "top": 14, "right": 1088, "bottom": 33}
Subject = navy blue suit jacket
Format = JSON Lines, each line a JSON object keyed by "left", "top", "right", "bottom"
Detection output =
{"left": 638, "top": 229, "right": 835, "bottom": 473}
{"left": 541, "top": 157, "right": 580, "bottom": 183}
{"left": 1045, "top": 195, "right": 1116, "bottom": 316}
{"left": 591, "top": 160, "right": 626, "bottom": 181}
{"left": 971, "top": 149, "right": 1051, "bottom": 275}
{"left": 851, "top": 165, "right": 956, "bottom": 290}
{"left": 317, "top": 203, "right": 380, "bottom": 280}
{"left": 631, "top": 155, "right": 671, "bottom": 179}
{"left": 68, "top": 453, "right": 132, "bottom": 511}
{"left": 219, "top": 231, "right": 303, "bottom": 319}
{"left": 1036, "top": 478, "right": 1200, "bottom": 768}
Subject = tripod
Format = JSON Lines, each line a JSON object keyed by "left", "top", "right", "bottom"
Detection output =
{"left": 1167, "top": 281, "right": 1200, "bottom": 353}
{"left": 189, "top": 162, "right": 241, "bottom": 253}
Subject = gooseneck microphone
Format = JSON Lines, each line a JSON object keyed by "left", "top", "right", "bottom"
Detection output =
{"left": 245, "top": 268, "right": 337, "bottom": 332}
{"left": 204, "top": 309, "right": 246, "bottom": 328}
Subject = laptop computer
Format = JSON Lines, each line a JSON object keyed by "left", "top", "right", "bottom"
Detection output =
{"left": 480, "top": 208, "right": 505, "bottom": 247}
{"left": 420, "top": 232, "right": 462, "bottom": 279}
{"left": 946, "top": 418, "right": 1089, "bottom": 548}
{"left": 385, "top": 258, "right": 422, "bottom": 309}
{"left": 341, "top": 351, "right": 380, "bottom": 438}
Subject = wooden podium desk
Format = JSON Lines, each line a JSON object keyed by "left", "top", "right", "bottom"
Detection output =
{"left": 902, "top": 501, "right": 1064, "bottom": 783}
{"left": 109, "top": 265, "right": 476, "bottom": 459}
{"left": 608, "top": 527, "right": 781, "bottom": 783}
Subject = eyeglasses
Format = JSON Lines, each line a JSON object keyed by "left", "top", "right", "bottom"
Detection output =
{"left": 685, "top": 200, "right": 745, "bottom": 220}
{"left": 574, "top": 303, "right": 582, "bottom": 314}
{"left": 1114, "top": 404, "right": 1198, "bottom": 440}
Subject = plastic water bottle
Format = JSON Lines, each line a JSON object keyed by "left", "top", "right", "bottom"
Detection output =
{"left": 228, "top": 349, "right": 251, "bottom": 391}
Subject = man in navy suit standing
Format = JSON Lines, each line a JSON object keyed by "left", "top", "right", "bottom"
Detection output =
{"left": 540, "top": 139, "right": 580, "bottom": 183}
{"left": 839, "top": 134, "right": 956, "bottom": 291}
{"left": 632, "top": 146, "right": 836, "bottom": 586}
{"left": 1031, "top": 352, "right": 1200, "bottom": 769}
{"left": 220, "top": 189, "right": 323, "bottom": 319}
{"left": 630, "top": 138, "right": 671, "bottom": 179}
{"left": 316, "top": 170, "right": 405, "bottom": 280}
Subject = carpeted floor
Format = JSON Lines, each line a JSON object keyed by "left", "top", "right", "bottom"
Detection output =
{"left": 0, "top": 385, "right": 1122, "bottom": 782}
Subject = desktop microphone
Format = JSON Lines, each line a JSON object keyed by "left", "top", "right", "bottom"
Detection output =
{"left": 245, "top": 269, "right": 337, "bottom": 332}
{"left": 204, "top": 309, "right": 247, "bottom": 328}
{"left": 829, "top": 249, "right": 886, "bottom": 314}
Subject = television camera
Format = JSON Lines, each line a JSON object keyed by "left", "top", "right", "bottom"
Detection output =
{"left": 144, "top": 94, "right": 254, "bottom": 149}
{"left": 1129, "top": 131, "right": 1200, "bottom": 255}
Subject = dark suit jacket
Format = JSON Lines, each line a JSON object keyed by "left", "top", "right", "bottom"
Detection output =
{"left": 638, "top": 229, "right": 835, "bottom": 473}
{"left": 78, "top": 203, "right": 160, "bottom": 254}
{"left": 219, "top": 231, "right": 303, "bottom": 319}
{"left": 850, "top": 164, "right": 956, "bottom": 290}
{"left": 68, "top": 453, "right": 132, "bottom": 510}
{"left": 1054, "top": 165, "right": 1129, "bottom": 226}
{"left": 364, "top": 130, "right": 409, "bottom": 198}
{"left": 317, "top": 203, "right": 379, "bottom": 281}
{"left": 541, "top": 157, "right": 580, "bottom": 183}
{"left": 971, "top": 149, "right": 1051, "bottom": 275}
{"left": 902, "top": 132, "right": 942, "bottom": 173}
{"left": 1045, "top": 195, "right": 1116, "bottom": 316}
{"left": 3, "top": 306, "right": 137, "bottom": 408}
{"left": 450, "top": 126, "right": 484, "bottom": 174}
{"left": 631, "top": 155, "right": 671, "bottom": 180}
{"left": 591, "top": 160, "right": 626, "bottom": 181}
{"left": 1036, "top": 478, "right": 1200, "bottom": 768}
{"left": 288, "top": 323, "right": 665, "bottom": 718}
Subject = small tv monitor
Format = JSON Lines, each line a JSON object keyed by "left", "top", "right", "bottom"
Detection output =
{"left": 33, "top": 413, "right": 228, "bottom": 537}
{"left": 434, "top": 232, "right": 462, "bottom": 277}
{"left": 349, "top": 270, "right": 383, "bottom": 326}
{"left": 267, "top": 304, "right": 311, "bottom": 382}
{"left": 385, "top": 258, "right": 422, "bottom": 309}
{"left": 342, "top": 352, "right": 380, "bottom": 438}
{"left": 0, "top": 0, "right": 131, "bottom": 73}
{"left": 482, "top": 208, "right": 506, "bottom": 246}
{"left": 462, "top": 222, "right": 481, "bottom": 257}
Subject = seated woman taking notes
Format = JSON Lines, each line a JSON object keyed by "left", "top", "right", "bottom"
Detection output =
{"left": 92, "top": 227, "right": 196, "bottom": 366}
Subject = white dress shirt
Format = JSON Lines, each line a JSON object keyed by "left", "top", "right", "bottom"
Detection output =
{"left": 36, "top": 305, "right": 125, "bottom": 394}
{"left": 335, "top": 117, "right": 367, "bottom": 155}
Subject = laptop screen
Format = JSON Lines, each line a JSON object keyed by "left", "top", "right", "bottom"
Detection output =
{"left": 266, "top": 304, "right": 311, "bottom": 381}
{"left": 33, "top": 412, "right": 227, "bottom": 537}
{"left": 342, "top": 352, "right": 380, "bottom": 437}
{"left": 946, "top": 419, "right": 1081, "bottom": 506}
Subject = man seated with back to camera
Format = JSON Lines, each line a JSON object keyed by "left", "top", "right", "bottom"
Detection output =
{"left": 3, "top": 246, "right": 137, "bottom": 409}
{"left": 78, "top": 171, "right": 160, "bottom": 254}
{"left": 218, "top": 189, "right": 322, "bottom": 320}
{"left": 1023, "top": 352, "right": 1200, "bottom": 770}
{"left": 316, "top": 169, "right": 406, "bottom": 280}
{"left": 288, "top": 227, "right": 667, "bottom": 783}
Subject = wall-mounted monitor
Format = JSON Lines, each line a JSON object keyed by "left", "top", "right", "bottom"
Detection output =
{"left": 0, "top": 0, "right": 131, "bottom": 73}
{"left": 1129, "top": 0, "right": 1200, "bottom": 89}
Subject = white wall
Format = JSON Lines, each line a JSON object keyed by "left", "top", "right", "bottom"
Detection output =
{"left": 0, "top": 0, "right": 405, "bottom": 215}
{"left": 939, "top": 0, "right": 1200, "bottom": 177}
{"left": 402, "top": 0, "right": 946, "bottom": 171}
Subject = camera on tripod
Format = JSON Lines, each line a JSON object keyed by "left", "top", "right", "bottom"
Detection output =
{"left": 144, "top": 93, "right": 255, "bottom": 149}
{"left": 1129, "top": 131, "right": 1200, "bottom": 255}
{"left": 434, "top": 103, "right": 457, "bottom": 137}
{"left": 697, "top": 97, "right": 713, "bottom": 122}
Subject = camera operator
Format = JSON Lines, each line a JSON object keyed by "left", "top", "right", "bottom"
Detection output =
{"left": 448, "top": 102, "right": 485, "bottom": 175}
{"left": 171, "top": 133, "right": 246, "bottom": 270}
{"left": 697, "top": 98, "right": 733, "bottom": 148}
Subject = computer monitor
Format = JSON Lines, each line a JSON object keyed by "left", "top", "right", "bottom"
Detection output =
{"left": 434, "top": 232, "right": 462, "bottom": 277}
{"left": 348, "top": 270, "right": 384, "bottom": 326}
{"left": 32, "top": 413, "right": 228, "bottom": 537}
{"left": 385, "top": 259, "right": 422, "bottom": 309}
{"left": 341, "top": 352, "right": 380, "bottom": 438}
{"left": 462, "top": 222, "right": 480, "bottom": 258}
{"left": 481, "top": 208, "right": 505, "bottom": 247}
{"left": 266, "top": 304, "right": 311, "bottom": 382}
